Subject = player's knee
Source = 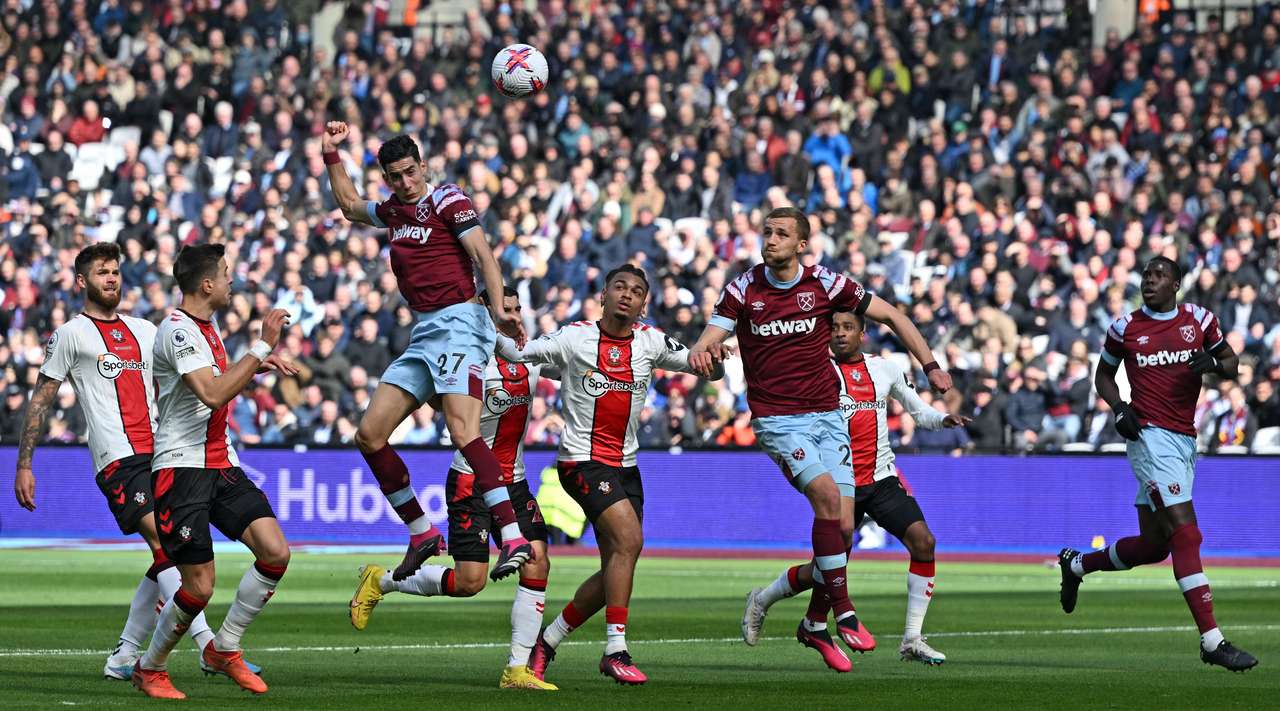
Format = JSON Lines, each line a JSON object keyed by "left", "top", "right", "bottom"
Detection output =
{"left": 444, "top": 416, "right": 478, "bottom": 446}
{"left": 453, "top": 568, "right": 487, "bottom": 597}
{"left": 354, "top": 424, "right": 385, "bottom": 453}
{"left": 258, "top": 541, "right": 291, "bottom": 569}
{"left": 808, "top": 486, "right": 841, "bottom": 518}
{"left": 909, "top": 529, "right": 936, "bottom": 559}
{"left": 183, "top": 575, "right": 215, "bottom": 603}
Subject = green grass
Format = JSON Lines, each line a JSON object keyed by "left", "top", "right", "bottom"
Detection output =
{"left": 0, "top": 550, "right": 1276, "bottom": 709}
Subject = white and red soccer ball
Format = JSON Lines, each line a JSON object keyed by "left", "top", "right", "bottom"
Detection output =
{"left": 491, "top": 43, "right": 549, "bottom": 99}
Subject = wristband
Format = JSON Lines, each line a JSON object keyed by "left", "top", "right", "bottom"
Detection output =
{"left": 923, "top": 361, "right": 941, "bottom": 375}
{"left": 249, "top": 340, "right": 272, "bottom": 362}
{"left": 323, "top": 151, "right": 341, "bottom": 165}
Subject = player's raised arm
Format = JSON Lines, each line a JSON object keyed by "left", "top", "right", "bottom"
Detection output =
{"left": 862, "top": 295, "right": 952, "bottom": 394}
{"left": 322, "top": 121, "right": 375, "bottom": 226}
{"left": 13, "top": 375, "right": 61, "bottom": 511}
{"left": 180, "top": 309, "right": 290, "bottom": 410}
{"left": 460, "top": 229, "right": 525, "bottom": 345}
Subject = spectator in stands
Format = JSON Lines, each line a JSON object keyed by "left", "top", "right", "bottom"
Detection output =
{"left": 1212, "top": 385, "right": 1257, "bottom": 452}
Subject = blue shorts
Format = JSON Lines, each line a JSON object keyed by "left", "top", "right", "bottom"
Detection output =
{"left": 753, "top": 409, "right": 854, "bottom": 497}
{"left": 1127, "top": 426, "right": 1196, "bottom": 510}
{"left": 379, "top": 302, "right": 496, "bottom": 405}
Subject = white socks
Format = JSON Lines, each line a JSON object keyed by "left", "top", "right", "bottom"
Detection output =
{"left": 155, "top": 565, "right": 214, "bottom": 650}
{"left": 384, "top": 565, "right": 452, "bottom": 596}
{"left": 758, "top": 567, "right": 801, "bottom": 609}
{"left": 543, "top": 612, "right": 575, "bottom": 650}
{"left": 1201, "top": 628, "right": 1225, "bottom": 652}
{"left": 113, "top": 575, "right": 160, "bottom": 659}
{"left": 904, "top": 561, "right": 936, "bottom": 641}
{"left": 509, "top": 581, "right": 546, "bottom": 666}
{"left": 140, "top": 592, "right": 201, "bottom": 671}
{"left": 213, "top": 563, "right": 285, "bottom": 652}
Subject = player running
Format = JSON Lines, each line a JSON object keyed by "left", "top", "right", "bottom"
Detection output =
{"left": 742, "top": 310, "right": 969, "bottom": 669}
{"left": 498, "top": 265, "right": 723, "bottom": 685}
{"left": 688, "top": 206, "right": 951, "bottom": 667}
{"left": 1057, "top": 256, "right": 1258, "bottom": 672}
{"left": 131, "top": 244, "right": 296, "bottom": 699}
{"left": 324, "top": 121, "right": 533, "bottom": 583}
{"left": 349, "top": 288, "right": 559, "bottom": 691}
{"left": 12, "top": 243, "right": 265, "bottom": 682}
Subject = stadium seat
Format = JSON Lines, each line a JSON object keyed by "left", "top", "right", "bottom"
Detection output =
{"left": 27, "top": 142, "right": 43, "bottom": 155}
{"left": 108, "top": 126, "right": 142, "bottom": 148}
{"left": 1216, "top": 445, "right": 1248, "bottom": 455}
{"left": 1061, "top": 443, "right": 1096, "bottom": 453}
{"left": 1252, "top": 426, "right": 1280, "bottom": 454}
{"left": 1099, "top": 443, "right": 1128, "bottom": 454}
{"left": 207, "top": 156, "right": 235, "bottom": 198}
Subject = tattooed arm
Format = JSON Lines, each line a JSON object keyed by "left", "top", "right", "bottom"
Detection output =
{"left": 14, "top": 375, "right": 60, "bottom": 511}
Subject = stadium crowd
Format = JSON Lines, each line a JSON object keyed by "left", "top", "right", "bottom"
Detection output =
{"left": 1, "top": 0, "right": 1279, "bottom": 455}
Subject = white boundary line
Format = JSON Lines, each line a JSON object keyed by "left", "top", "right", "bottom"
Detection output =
{"left": 4, "top": 624, "right": 1279, "bottom": 658}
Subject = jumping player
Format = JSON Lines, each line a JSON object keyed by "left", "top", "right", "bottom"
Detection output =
{"left": 499, "top": 265, "right": 723, "bottom": 685}
{"left": 13, "top": 243, "right": 264, "bottom": 681}
{"left": 742, "top": 310, "right": 969, "bottom": 669}
{"left": 688, "top": 206, "right": 951, "bottom": 666}
{"left": 324, "top": 121, "right": 533, "bottom": 582}
{"left": 349, "top": 288, "right": 559, "bottom": 691}
{"left": 131, "top": 244, "right": 295, "bottom": 699}
{"left": 1058, "top": 256, "right": 1257, "bottom": 672}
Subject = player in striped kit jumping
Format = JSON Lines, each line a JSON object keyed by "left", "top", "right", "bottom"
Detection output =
{"left": 742, "top": 309, "right": 969, "bottom": 669}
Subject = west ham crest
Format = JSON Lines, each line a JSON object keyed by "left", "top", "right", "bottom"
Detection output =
{"left": 797, "top": 291, "right": 815, "bottom": 312}
{"left": 608, "top": 345, "right": 622, "bottom": 364}
{"left": 110, "top": 329, "right": 124, "bottom": 343}
{"left": 1180, "top": 325, "right": 1196, "bottom": 343}
{"left": 415, "top": 201, "right": 431, "bottom": 223}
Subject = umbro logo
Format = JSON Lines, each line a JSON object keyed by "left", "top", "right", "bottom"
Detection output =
{"left": 752, "top": 301, "right": 766, "bottom": 311}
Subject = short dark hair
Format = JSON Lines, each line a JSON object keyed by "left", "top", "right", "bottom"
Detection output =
{"left": 605, "top": 264, "right": 649, "bottom": 293}
{"left": 1147, "top": 255, "right": 1183, "bottom": 282}
{"left": 173, "top": 243, "right": 226, "bottom": 294}
{"left": 765, "top": 206, "right": 810, "bottom": 242}
{"left": 377, "top": 135, "right": 421, "bottom": 169}
{"left": 834, "top": 308, "right": 865, "bottom": 331}
{"left": 479, "top": 286, "right": 520, "bottom": 305}
{"left": 74, "top": 242, "right": 121, "bottom": 277}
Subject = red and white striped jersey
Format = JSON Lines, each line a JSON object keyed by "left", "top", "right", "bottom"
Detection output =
{"left": 450, "top": 356, "right": 554, "bottom": 484}
{"left": 152, "top": 309, "right": 238, "bottom": 470}
{"left": 497, "top": 321, "right": 700, "bottom": 467}
{"left": 39, "top": 314, "right": 157, "bottom": 473}
{"left": 834, "top": 355, "right": 946, "bottom": 487}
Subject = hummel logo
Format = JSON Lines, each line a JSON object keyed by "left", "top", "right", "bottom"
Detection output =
{"left": 159, "top": 510, "right": 172, "bottom": 522}
{"left": 160, "top": 521, "right": 173, "bottom": 534}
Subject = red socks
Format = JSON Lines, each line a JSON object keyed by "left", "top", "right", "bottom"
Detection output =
{"left": 459, "top": 438, "right": 519, "bottom": 528}
{"left": 811, "top": 518, "right": 853, "bottom": 618}
{"left": 1170, "top": 524, "right": 1217, "bottom": 634}
{"left": 362, "top": 444, "right": 427, "bottom": 524}
{"left": 1081, "top": 535, "right": 1169, "bottom": 574}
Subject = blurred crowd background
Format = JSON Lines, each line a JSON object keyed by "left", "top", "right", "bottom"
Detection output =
{"left": 1, "top": 0, "right": 1278, "bottom": 455}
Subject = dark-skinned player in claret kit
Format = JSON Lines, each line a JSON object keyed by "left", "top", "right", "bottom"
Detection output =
{"left": 1058, "top": 256, "right": 1258, "bottom": 672}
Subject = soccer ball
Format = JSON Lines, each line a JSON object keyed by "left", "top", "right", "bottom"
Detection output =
{"left": 491, "top": 44, "right": 549, "bottom": 99}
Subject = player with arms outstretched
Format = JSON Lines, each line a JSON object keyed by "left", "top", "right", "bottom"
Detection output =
{"left": 688, "top": 206, "right": 951, "bottom": 667}
{"left": 324, "top": 121, "right": 533, "bottom": 582}
{"left": 132, "top": 244, "right": 297, "bottom": 699}
{"left": 12, "top": 243, "right": 265, "bottom": 681}
{"left": 743, "top": 310, "right": 969, "bottom": 669}
{"left": 1058, "top": 256, "right": 1257, "bottom": 672}
{"left": 349, "top": 288, "right": 559, "bottom": 691}
{"left": 498, "top": 265, "right": 723, "bottom": 685}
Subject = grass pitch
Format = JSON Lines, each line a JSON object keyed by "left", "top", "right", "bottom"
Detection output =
{"left": 0, "top": 549, "right": 1276, "bottom": 709}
